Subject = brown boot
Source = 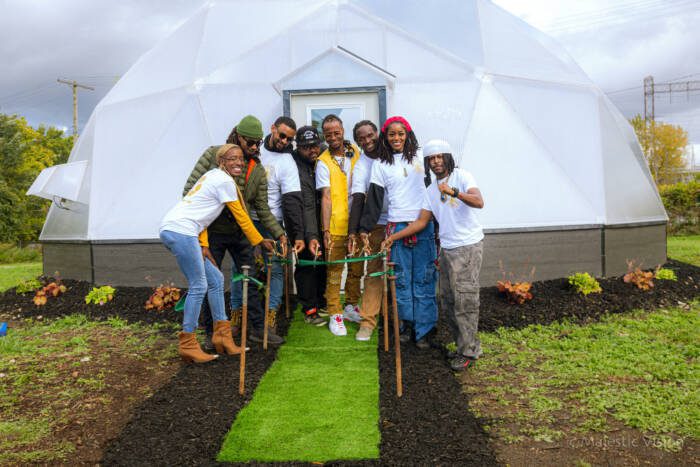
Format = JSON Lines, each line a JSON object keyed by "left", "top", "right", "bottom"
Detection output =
{"left": 267, "top": 307, "right": 278, "bottom": 333}
{"left": 230, "top": 309, "right": 241, "bottom": 337}
{"left": 212, "top": 320, "right": 242, "bottom": 355}
{"left": 178, "top": 332, "right": 218, "bottom": 363}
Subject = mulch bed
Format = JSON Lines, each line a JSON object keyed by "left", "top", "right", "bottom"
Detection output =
{"left": 1, "top": 259, "right": 698, "bottom": 465}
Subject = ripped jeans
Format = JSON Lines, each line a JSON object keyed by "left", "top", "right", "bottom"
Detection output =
{"left": 389, "top": 221, "right": 438, "bottom": 341}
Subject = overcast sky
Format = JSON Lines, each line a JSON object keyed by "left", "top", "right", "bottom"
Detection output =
{"left": 1, "top": 0, "right": 699, "bottom": 144}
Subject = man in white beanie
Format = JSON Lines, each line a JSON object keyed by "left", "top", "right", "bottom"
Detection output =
{"left": 382, "top": 139, "right": 484, "bottom": 371}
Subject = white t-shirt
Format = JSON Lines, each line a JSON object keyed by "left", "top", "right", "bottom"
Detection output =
{"left": 369, "top": 152, "right": 426, "bottom": 222}
{"left": 421, "top": 168, "right": 484, "bottom": 249}
{"left": 351, "top": 152, "right": 388, "bottom": 225}
{"left": 315, "top": 154, "right": 354, "bottom": 208}
{"left": 160, "top": 168, "right": 238, "bottom": 237}
{"left": 258, "top": 147, "right": 301, "bottom": 221}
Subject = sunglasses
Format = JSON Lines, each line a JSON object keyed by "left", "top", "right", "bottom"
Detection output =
{"left": 241, "top": 136, "right": 261, "bottom": 148}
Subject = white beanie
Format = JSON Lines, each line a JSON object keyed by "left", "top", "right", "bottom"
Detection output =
{"left": 422, "top": 139, "right": 452, "bottom": 158}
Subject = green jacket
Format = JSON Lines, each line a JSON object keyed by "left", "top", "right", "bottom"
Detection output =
{"left": 183, "top": 146, "right": 285, "bottom": 238}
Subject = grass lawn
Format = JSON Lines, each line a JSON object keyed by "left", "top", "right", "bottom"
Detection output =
{"left": 218, "top": 312, "right": 380, "bottom": 463}
{"left": 0, "top": 262, "right": 42, "bottom": 292}
{"left": 465, "top": 304, "right": 699, "bottom": 452}
{"left": 0, "top": 314, "right": 178, "bottom": 464}
{"left": 667, "top": 235, "right": 700, "bottom": 266}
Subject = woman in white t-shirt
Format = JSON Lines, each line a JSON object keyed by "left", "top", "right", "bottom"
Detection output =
{"left": 159, "top": 144, "right": 273, "bottom": 363}
{"left": 358, "top": 116, "right": 438, "bottom": 348}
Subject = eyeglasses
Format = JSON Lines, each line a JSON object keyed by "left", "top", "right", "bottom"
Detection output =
{"left": 241, "top": 136, "right": 261, "bottom": 148}
{"left": 221, "top": 156, "right": 243, "bottom": 162}
{"left": 278, "top": 133, "right": 294, "bottom": 142}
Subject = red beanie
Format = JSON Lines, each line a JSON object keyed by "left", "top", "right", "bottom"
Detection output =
{"left": 381, "top": 116, "right": 412, "bottom": 134}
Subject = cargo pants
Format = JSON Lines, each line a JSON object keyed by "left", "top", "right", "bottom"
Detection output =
{"left": 439, "top": 241, "right": 483, "bottom": 359}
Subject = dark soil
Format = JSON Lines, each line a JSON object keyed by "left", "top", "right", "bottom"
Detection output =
{"left": 478, "top": 259, "right": 700, "bottom": 333}
{"left": 2, "top": 259, "right": 698, "bottom": 465}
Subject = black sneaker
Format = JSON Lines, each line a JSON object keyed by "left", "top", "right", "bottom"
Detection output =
{"left": 249, "top": 328, "right": 285, "bottom": 345}
{"left": 449, "top": 355, "right": 476, "bottom": 371}
{"left": 304, "top": 308, "right": 326, "bottom": 326}
{"left": 399, "top": 324, "right": 413, "bottom": 344}
{"left": 415, "top": 337, "right": 431, "bottom": 350}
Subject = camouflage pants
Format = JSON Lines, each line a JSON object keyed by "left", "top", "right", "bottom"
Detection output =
{"left": 439, "top": 241, "right": 483, "bottom": 359}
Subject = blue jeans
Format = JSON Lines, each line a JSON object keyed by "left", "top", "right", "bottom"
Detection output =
{"left": 230, "top": 220, "right": 284, "bottom": 311}
{"left": 390, "top": 221, "right": 438, "bottom": 341}
{"left": 160, "top": 230, "right": 226, "bottom": 333}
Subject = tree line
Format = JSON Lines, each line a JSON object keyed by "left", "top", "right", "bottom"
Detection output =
{"left": 0, "top": 114, "right": 73, "bottom": 245}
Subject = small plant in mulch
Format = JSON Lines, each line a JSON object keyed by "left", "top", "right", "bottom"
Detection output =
{"left": 15, "top": 278, "right": 42, "bottom": 295}
{"left": 85, "top": 285, "right": 116, "bottom": 305}
{"left": 567, "top": 272, "right": 602, "bottom": 296}
{"left": 497, "top": 261, "right": 535, "bottom": 304}
{"left": 497, "top": 280, "right": 533, "bottom": 304}
{"left": 655, "top": 267, "right": 678, "bottom": 281}
{"left": 33, "top": 280, "right": 67, "bottom": 306}
{"left": 144, "top": 283, "right": 181, "bottom": 311}
{"left": 623, "top": 260, "right": 654, "bottom": 290}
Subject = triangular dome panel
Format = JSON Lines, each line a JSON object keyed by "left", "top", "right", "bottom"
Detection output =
{"left": 477, "top": 0, "right": 591, "bottom": 85}
{"left": 195, "top": 0, "right": 329, "bottom": 78}
{"left": 493, "top": 77, "right": 604, "bottom": 214}
{"left": 197, "top": 83, "right": 282, "bottom": 143}
{"left": 90, "top": 94, "right": 210, "bottom": 239}
{"left": 464, "top": 82, "right": 600, "bottom": 228}
{"left": 200, "top": 10, "right": 336, "bottom": 84}
{"left": 598, "top": 98, "right": 667, "bottom": 224}
{"left": 391, "top": 79, "right": 481, "bottom": 156}
{"left": 351, "top": 0, "right": 483, "bottom": 66}
{"left": 102, "top": 8, "right": 208, "bottom": 105}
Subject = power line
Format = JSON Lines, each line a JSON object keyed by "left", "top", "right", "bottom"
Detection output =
{"left": 547, "top": 0, "right": 699, "bottom": 34}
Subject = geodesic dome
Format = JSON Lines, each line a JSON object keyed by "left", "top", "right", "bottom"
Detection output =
{"left": 32, "top": 0, "right": 666, "bottom": 272}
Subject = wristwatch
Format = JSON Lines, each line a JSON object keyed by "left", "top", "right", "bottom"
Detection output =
{"left": 451, "top": 186, "right": 459, "bottom": 198}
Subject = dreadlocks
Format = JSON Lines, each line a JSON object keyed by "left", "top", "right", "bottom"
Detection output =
{"left": 424, "top": 153, "right": 456, "bottom": 187}
{"left": 378, "top": 121, "right": 420, "bottom": 165}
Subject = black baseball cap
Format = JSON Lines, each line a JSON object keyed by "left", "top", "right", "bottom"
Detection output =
{"left": 296, "top": 125, "right": 321, "bottom": 145}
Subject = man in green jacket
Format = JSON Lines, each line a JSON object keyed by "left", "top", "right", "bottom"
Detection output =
{"left": 183, "top": 115, "right": 287, "bottom": 346}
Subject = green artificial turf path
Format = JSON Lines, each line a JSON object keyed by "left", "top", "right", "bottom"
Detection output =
{"left": 218, "top": 311, "right": 380, "bottom": 463}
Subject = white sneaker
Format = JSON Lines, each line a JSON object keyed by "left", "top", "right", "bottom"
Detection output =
{"left": 329, "top": 314, "right": 347, "bottom": 336}
{"left": 343, "top": 304, "right": 362, "bottom": 323}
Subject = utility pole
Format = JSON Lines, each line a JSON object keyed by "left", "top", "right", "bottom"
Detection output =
{"left": 57, "top": 78, "right": 94, "bottom": 139}
{"left": 644, "top": 76, "right": 654, "bottom": 122}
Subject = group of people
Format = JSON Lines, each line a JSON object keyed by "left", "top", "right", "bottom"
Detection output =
{"left": 158, "top": 112, "right": 485, "bottom": 371}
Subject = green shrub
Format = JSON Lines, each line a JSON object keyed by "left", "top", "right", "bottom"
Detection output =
{"left": 84, "top": 286, "right": 115, "bottom": 305}
{"left": 659, "top": 178, "right": 700, "bottom": 235}
{"left": 568, "top": 272, "right": 602, "bottom": 295}
{"left": 15, "top": 278, "right": 42, "bottom": 294}
{"left": 0, "top": 243, "right": 42, "bottom": 264}
{"left": 655, "top": 268, "right": 677, "bottom": 281}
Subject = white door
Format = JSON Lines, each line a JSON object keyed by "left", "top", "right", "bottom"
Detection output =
{"left": 290, "top": 91, "right": 380, "bottom": 136}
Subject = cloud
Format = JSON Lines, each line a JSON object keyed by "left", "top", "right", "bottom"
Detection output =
{"left": 2, "top": 0, "right": 698, "bottom": 142}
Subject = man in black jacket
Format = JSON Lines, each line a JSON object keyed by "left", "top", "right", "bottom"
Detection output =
{"left": 292, "top": 126, "right": 326, "bottom": 325}
{"left": 245, "top": 116, "right": 305, "bottom": 326}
